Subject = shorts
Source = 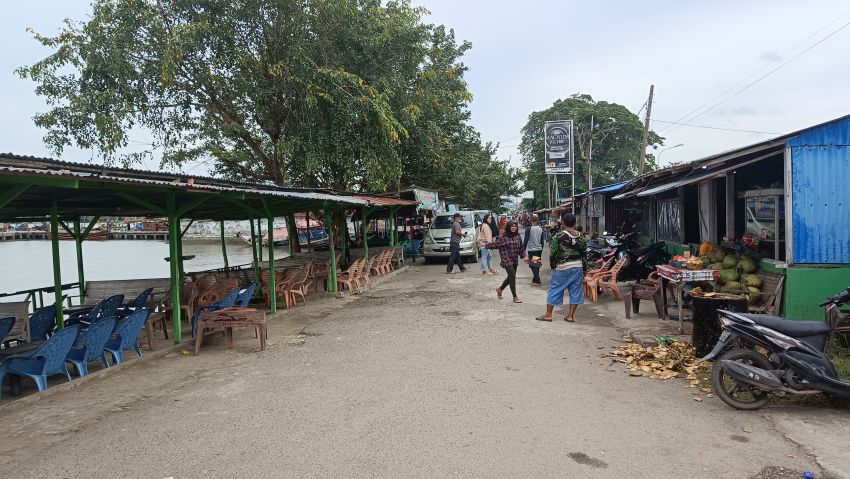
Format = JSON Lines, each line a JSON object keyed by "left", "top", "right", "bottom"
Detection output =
{"left": 546, "top": 267, "right": 584, "bottom": 306}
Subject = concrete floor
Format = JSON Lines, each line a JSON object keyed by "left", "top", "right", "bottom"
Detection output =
{"left": 0, "top": 259, "right": 845, "bottom": 478}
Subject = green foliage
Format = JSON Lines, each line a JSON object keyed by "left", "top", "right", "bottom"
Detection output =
{"left": 519, "top": 94, "right": 663, "bottom": 210}
{"left": 17, "top": 0, "right": 517, "bottom": 206}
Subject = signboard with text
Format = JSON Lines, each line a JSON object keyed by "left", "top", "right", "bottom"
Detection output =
{"left": 544, "top": 120, "right": 573, "bottom": 174}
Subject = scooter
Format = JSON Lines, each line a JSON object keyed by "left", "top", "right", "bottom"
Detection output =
{"left": 701, "top": 286, "right": 850, "bottom": 410}
{"left": 594, "top": 233, "right": 669, "bottom": 280}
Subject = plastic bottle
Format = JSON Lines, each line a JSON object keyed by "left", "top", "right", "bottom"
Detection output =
{"left": 804, "top": 472, "right": 815, "bottom": 479}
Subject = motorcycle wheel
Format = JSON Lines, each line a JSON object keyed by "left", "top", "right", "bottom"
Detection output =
{"left": 711, "top": 348, "right": 772, "bottom": 410}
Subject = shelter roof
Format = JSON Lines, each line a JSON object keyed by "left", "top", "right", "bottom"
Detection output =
{"left": 0, "top": 154, "right": 367, "bottom": 221}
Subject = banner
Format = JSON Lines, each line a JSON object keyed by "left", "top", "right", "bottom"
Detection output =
{"left": 414, "top": 188, "right": 439, "bottom": 211}
{"left": 544, "top": 120, "right": 573, "bottom": 174}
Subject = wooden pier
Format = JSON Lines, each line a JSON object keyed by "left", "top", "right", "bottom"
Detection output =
{"left": 0, "top": 231, "right": 49, "bottom": 241}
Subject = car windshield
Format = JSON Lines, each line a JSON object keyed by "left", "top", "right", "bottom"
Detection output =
{"left": 432, "top": 214, "right": 471, "bottom": 229}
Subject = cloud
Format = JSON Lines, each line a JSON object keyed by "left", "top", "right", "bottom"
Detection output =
{"left": 760, "top": 51, "right": 782, "bottom": 62}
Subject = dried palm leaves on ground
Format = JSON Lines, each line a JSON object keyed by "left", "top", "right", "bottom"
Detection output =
{"left": 606, "top": 337, "right": 714, "bottom": 399}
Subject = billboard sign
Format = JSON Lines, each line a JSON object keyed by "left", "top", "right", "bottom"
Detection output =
{"left": 544, "top": 120, "right": 573, "bottom": 174}
{"left": 413, "top": 188, "right": 440, "bottom": 211}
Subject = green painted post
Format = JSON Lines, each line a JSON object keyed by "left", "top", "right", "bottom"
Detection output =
{"left": 73, "top": 219, "right": 86, "bottom": 304}
{"left": 220, "top": 220, "right": 229, "bottom": 268}
{"left": 257, "top": 218, "right": 263, "bottom": 262}
{"left": 267, "top": 216, "right": 277, "bottom": 313}
{"left": 50, "top": 203, "right": 64, "bottom": 328}
{"left": 166, "top": 193, "right": 182, "bottom": 343}
{"left": 250, "top": 217, "right": 260, "bottom": 284}
{"left": 324, "top": 208, "right": 337, "bottom": 293}
{"left": 389, "top": 208, "right": 397, "bottom": 246}
{"left": 338, "top": 211, "right": 347, "bottom": 262}
{"left": 176, "top": 223, "right": 185, "bottom": 281}
{"left": 361, "top": 206, "right": 370, "bottom": 258}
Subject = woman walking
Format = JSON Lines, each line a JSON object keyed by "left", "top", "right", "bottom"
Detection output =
{"left": 478, "top": 214, "right": 496, "bottom": 275}
{"left": 485, "top": 220, "right": 526, "bottom": 303}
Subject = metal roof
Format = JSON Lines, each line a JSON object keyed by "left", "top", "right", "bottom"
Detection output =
{"left": 0, "top": 154, "right": 371, "bottom": 221}
{"left": 586, "top": 182, "right": 626, "bottom": 195}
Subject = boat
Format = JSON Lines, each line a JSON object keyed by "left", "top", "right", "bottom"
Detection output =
{"left": 238, "top": 220, "right": 329, "bottom": 249}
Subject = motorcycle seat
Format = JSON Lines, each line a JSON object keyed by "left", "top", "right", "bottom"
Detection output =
{"left": 739, "top": 314, "right": 833, "bottom": 338}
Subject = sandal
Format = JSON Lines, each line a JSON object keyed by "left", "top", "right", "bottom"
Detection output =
{"left": 496, "top": 288, "right": 503, "bottom": 299}
{"left": 565, "top": 317, "right": 575, "bottom": 323}
{"left": 535, "top": 315, "right": 552, "bottom": 322}
{"left": 513, "top": 298, "right": 522, "bottom": 304}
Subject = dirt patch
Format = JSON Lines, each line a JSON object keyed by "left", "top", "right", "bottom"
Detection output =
{"left": 567, "top": 452, "right": 607, "bottom": 469}
{"left": 747, "top": 466, "right": 811, "bottom": 479}
{"left": 730, "top": 434, "right": 750, "bottom": 443}
{"left": 441, "top": 311, "right": 462, "bottom": 317}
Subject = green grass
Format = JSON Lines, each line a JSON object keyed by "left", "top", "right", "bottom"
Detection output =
{"left": 826, "top": 334, "right": 850, "bottom": 380}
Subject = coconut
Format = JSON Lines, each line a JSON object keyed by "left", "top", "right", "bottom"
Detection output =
{"left": 709, "top": 262, "right": 723, "bottom": 270}
{"left": 744, "top": 274, "right": 762, "bottom": 288}
{"left": 721, "top": 254, "right": 738, "bottom": 269}
{"left": 724, "top": 281, "right": 743, "bottom": 290}
{"left": 748, "top": 286, "right": 760, "bottom": 294}
{"left": 737, "top": 256, "right": 757, "bottom": 274}
{"left": 718, "top": 268, "right": 740, "bottom": 284}
{"left": 708, "top": 250, "right": 725, "bottom": 263}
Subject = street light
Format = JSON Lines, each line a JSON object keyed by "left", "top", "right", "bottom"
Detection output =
{"left": 656, "top": 143, "right": 684, "bottom": 165}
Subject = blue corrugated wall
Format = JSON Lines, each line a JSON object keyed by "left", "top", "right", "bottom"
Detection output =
{"left": 789, "top": 117, "right": 850, "bottom": 264}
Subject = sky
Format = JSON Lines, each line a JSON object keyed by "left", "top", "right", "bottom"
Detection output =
{"left": 2, "top": 1, "right": 849, "bottom": 176}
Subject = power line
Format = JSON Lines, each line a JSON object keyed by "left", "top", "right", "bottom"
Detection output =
{"left": 660, "top": 8, "right": 850, "bottom": 136}
{"left": 652, "top": 119, "right": 780, "bottom": 135}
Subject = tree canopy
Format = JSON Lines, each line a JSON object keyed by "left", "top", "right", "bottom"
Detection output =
{"left": 18, "top": 0, "right": 518, "bottom": 208}
{"left": 519, "top": 94, "right": 663, "bottom": 210}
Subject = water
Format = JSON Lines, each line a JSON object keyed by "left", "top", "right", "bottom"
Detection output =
{"left": 0, "top": 239, "right": 288, "bottom": 301}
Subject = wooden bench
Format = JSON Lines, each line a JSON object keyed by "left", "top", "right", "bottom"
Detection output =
{"left": 750, "top": 270, "right": 785, "bottom": 315}
{"left": 0, "top": 301, "right": 31, "bottom": 343}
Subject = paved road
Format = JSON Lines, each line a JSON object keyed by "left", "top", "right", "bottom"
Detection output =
{"left": 0, "top": 260, "right": 838, "bottom": 478}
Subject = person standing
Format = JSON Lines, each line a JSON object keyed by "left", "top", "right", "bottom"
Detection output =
{"left": 478, "top": 214, "right": 495, "bottom": 275}
{"left": 536, "top": 213, "right": 586, "bottom": 322}
{"left": 446, "top": 212, "right": 468, "bottom": 274}
{"left": 486, "top": 221, "right": 526, "bottom": 303}
{"left": 522, "top": 214, "right": 546, "bottom": 287}
{"left": 498, "top": 214, "right": 507, "bottom": 233}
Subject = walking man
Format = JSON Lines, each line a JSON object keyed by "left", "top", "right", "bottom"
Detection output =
{"left": 536, "top": 213, "right": 586, "bottom": 322}
{"left": 522, "top": 214, "right": 545, "bottom": 287}
{"left": 446, "top": 212, "right": 468, "bottom": 274}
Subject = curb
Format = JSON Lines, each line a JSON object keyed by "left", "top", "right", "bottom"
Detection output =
{"left": 0, "top": 265, "right": 411, "bottom": 413}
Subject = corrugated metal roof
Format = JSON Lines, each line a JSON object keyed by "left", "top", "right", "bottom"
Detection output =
{"left": 333, "top": 194, "right": 419, "bottom": 208}
{"left": 587, "top": 182, "right": 626, "bottom": 195}
{"left": 0, "top": 155, "right": 369, "bottom": 205}
{"left": 790, "top": 117, "right": 850, "bottom": 264}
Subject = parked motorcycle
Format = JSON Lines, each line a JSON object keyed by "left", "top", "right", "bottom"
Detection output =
{"left": 702, "top": 286, "right": 850, "bottom": 410}
{"left": 592, "top": 231, "right": 668, "bottom": 280}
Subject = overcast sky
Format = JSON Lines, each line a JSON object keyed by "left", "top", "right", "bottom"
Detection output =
{"left": 2, "top": 1, "right": 849, "bottom": 175}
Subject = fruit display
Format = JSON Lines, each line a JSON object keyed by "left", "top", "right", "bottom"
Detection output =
{"left": 704, "top": 246, "right": 765, "bottom": 305}
{"left": 685, "top": 257, "right": 704, "bottom": 270}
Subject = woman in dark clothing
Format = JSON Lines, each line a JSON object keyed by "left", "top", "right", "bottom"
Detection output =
{"left": 485, "top": 221, "right": 526, "bottom": 303}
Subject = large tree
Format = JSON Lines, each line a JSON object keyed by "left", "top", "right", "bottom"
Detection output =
{"left": 519, "top": 94, "right": 663, "bottom": 210}
{"left": 18, "top": 0, "right": 516, "bottom": 205}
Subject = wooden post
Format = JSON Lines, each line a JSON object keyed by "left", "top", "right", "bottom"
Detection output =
{"left": 306, "top": 213, "right": 312, "bottom": 252}
{"left": 166, "top": 193, "right": 182, "bottom": 343}
{"left": 361, "top": 206, "right": 370, "bottom": 258}
{"left": 220, "top": 220, "right": 229, "bottom": 268}
{"left": 725, "top": 172, "right": 735, "bottom": 239}
{"left": 677, "top": 186, "right": 686, "bottom": 245}
{"left": 50, "top": 202, "right": 64, "bottom": 328}
{"left": 639, "top": 84, "right": 655, "bottom": 175}
{"left": 73, "top": 218, "right": 85, "bottom": 304}
{"left": 267, "top": 215, "right": 276, "bottom": 313}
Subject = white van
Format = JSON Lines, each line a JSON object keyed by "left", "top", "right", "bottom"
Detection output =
{"left": 424, "top": 211, "right": 480, "bottom": 263}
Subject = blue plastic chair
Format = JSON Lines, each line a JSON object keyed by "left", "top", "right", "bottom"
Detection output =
{"left": 236, "top": 283, "right": 257, "bottom": 308}
{"left": 117, "top": 288, "right": 153, "bottom": 318}
{"left": 191, "top": 287, "right": 241, "bottom": 337}
{"left": 29, "top": 305, "right": 57, "bottom": 341}
{"left": 103, "top": 308, "right": 150, "bottom": 365}
{"left": 65, "top": 317, "right": 116, "bottom": 377}
{"left": 0, "top": 325, "right": 80, "bottom": 399}
{"left": 70, "top": 294, "right": 124, "bottom": 328}
{"left": 0, "top": 317, "right": 14, "bottom": 344}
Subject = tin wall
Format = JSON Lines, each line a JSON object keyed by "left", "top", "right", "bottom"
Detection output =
{"left": 788, "top": 117, "right": 850, "bottom": 264}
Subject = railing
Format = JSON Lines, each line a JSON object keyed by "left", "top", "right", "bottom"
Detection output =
{"left": 0, "top": 282, "right": 80, "bottom": 311}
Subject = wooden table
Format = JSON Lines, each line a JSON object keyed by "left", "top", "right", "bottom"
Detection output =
{"left": 655, "top": 265, "right": 719, "bottom": 334}
{"left": 194, "top": 308, "right": 268, "bottom": 355}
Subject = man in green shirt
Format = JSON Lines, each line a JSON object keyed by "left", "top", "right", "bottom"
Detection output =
{"left": 536, "top": 213, "right": 586, "bottom": 322}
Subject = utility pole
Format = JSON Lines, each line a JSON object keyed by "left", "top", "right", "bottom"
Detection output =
{"left": 587, "top": 115, "right": 594, "bottom": 191}
{"left": 638, "top": 84, "right": 654, "bottom": 176}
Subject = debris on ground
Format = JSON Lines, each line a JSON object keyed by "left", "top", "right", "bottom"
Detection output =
{"left": 605, "top": 338, "right": 710, "bottom": 394}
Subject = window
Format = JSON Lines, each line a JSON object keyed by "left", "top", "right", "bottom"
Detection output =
{"left": 657, "top": 198, "right": 681, "bottom": 242}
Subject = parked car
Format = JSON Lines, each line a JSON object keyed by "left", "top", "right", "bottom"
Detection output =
{"left": 424, "top": 211, "right": 480, "bottom": 263}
